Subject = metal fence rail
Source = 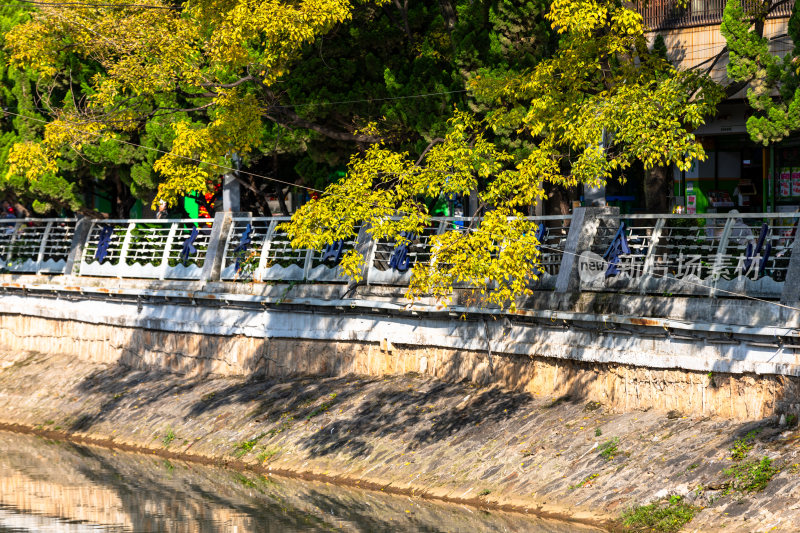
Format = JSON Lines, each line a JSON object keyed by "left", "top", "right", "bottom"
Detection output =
{"left": 640, "top": 0, "right": 794, "bottom": 31}
{"left": 584, "top": 212, "right": 798, "bottom": 298}
{"left": 1, "top": 211, "right": 797, "bottom": 302}
{"left": 0, "top": 218, "right": 77, "bottom": 274}
{"left": 79, "top": 218, "right": 214, "bottom": 280}
{"left": 219, "top": 216, "right": 362, "bottom": 282}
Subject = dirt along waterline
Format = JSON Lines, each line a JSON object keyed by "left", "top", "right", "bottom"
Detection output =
{"left": 3, "top": 350, "right": 800, "bottom": 531}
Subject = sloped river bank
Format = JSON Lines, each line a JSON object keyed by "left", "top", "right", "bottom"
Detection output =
{"left": 0, "top": 431, "right": 601, "bottom": 532}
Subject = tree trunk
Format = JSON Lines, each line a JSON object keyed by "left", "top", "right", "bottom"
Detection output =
{"left": 544, "top": 182, "right": 576, "bottom": 216}
{"left": 644, "top": 165, "right": 670, "bottom": 213}
{"left": 277, "top": 186, "right": 290, "bottom": 216}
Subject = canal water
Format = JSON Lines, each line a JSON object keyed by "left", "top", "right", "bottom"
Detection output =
{"left": 0, "top": 431, "right": 602, "bottom": 532}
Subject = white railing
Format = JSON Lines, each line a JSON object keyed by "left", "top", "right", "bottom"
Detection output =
{"left": 1, "top": 211, "right": 797, "bottom": 301}
{"left": 79, "top": 218, "right": 214, "bottom": 280}
{"left": 219, "top": 217, "right": 362, "bottom": 282}
{"left": 0, "top": 218, "right": 77, "bottom": 274}
{"left": 583, "top": 212, "right": 799, "bottom": 298}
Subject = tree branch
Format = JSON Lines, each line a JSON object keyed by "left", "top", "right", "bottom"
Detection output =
{"left": 264, "top": 106, "right": 382, "bottom": 143}
{"left": 415, "top": 138, "right": 445, "bottom": 165}
{"left": 198, "top": 75, "right": 254, "bottom": 89}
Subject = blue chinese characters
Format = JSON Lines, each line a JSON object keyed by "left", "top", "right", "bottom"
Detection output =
{"left": 94, "top": 224, "right": 114, "bottom": 263}
{"left": 389, "top": 232, "right": 416, "bottom": 272}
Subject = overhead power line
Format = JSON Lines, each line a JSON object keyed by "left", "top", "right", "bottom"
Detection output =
{"left": 271, "top": 90, "right": 469, "bottom": 110}
{"left": 14, "top": 0, "right": 178, "bottom": 9}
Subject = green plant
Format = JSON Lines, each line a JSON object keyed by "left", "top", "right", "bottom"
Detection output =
{"left": 569, "top": 473, "right": 599, "bottom": 490}
{"left": 234, "top": 249, "right": 259, "bottom": 281}
{"left": 162, "top": 428, "right": 176, "bottom": 447}
{"left": 256, "top": 447, "right": 280, "bottom": 463}
{"left": 723, "top": 456, "right": 780, "bottom": 494}
{"left": 595, "top": 428, "right": 603, "bottom": 437}
{"left": 730, "top": 430, "right": 760, "bottom": 461}
{"left": 306, "top": 393, "right": 338, "bottom": 420}
{"left": 598, "top": 437, "right": 620, "bottom": 461}
{"left": 233, "top": 473, "right": 257, "bottom": 488}
{"left": 621, "top": 495, "right": 698, "bottom": 533}
{"left": 233, "top": 433, "right": 267, "bottom": 458}
{"left": 786, "top": 413, "right": 798, "bottom": 427}
{"left": 478, "top": 488, "right": 492, "bottom": 496}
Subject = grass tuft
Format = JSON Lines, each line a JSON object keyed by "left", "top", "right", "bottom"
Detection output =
{"left": 598, "top": 437, "right": 619, "bottom": 461}
{"left": 621, "top": 495, "right": 697, "bottom": 532}
{"left": 162, "top": 428, "right": 176, "bottom": 447}
{"left": 723, "top": 456, "right": 780, "bottom": 494}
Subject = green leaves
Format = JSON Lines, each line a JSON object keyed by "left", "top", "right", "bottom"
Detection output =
{"left": 722, "top": 0, "right": 800, "bottom": 145}
{"left": 289, "top": 0, "right": 719, "bottom": 308}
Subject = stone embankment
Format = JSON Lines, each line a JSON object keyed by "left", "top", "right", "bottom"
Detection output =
{"left": 3, "top": 350, "right": 800, "bottom": 531}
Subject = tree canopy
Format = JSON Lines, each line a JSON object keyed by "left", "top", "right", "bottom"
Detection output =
{"left": 1, "top": 0, "right": 554, "bottom": 216}
{"left": 1, "top": 0, "right": 722, "bottom": 306}
{"left": 286, "top": 0, "right": 722, "bottom": 307}
{"left": 721, "top": 0, "right": 800, "bottom": 145}
{"left": 3, "top": 0, "right": 365, "bottom": 214}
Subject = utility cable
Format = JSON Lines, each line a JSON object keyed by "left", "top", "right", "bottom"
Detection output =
{"left": 4, "top": 110, "right": 333, "bottom": 198}
{"left": 14, "top": 0, "right": 177, "bottom": 9}
{"left": 270, "top": 90, "right": 469, "bottom": 110}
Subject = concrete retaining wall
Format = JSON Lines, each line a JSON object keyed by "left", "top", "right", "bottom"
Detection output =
{"left": 4, "top": 303, "right": 800, "bottom": 421}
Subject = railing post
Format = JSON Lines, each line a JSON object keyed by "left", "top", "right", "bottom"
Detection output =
{"left": 638, "top": 217, "right": 665, "bottom": 294}
{"left": 302, "top": 247, "right": 314, "bottom": 279}
{"left": 5, "top": 221, "right": 21, "bottom": 264}
{"left": 710, "top": 216, "right": 735, "bottom": 298}
{"left": 116, "top": 222, "right": 136, "bottom": 273}
{"left": 35, "top": 221, "right": 54, "bottom": 273}
{"left": 218, "top": 217, "right": 238, "bottom": 276}
{"left": 158, "top": 222, "right": 178, "bottom": 280}
{"left": 64, "top": 218, "right": 93, "bottom": 276}
{"left": 354, "top": 224, "right": 375, "bottom": 285}
{"left": 555, "top": 206, "right": 619, "bottom": 293}
{"left": 200, "top": 211, "right": 233, "bottom": 282}
{"left": 781, "top": 228, "right": 800, "bottom": 304}
{"left": 255, "top": 220, "right": 278, "bottom": 282}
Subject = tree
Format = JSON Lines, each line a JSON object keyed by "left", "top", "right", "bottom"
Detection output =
{"left": 2, "top": 0, "right": 554, "bottom": 216}
{"left": 286, "top": 0, "right": 722, "bottom": 308}
{"left": 3, "top": 0, "right": 364, "bottom": 213}
{"left": 721, "top": 0, "right": 800, "bottom": 145}
{"left": 246, "top": 0, "right": 554, "bottom": 210}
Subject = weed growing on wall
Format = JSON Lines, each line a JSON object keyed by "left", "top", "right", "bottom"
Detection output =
{"left": 723, "top": 457, "right": 780, "bottom": 494}
{"left": 730, "top": 430, "right": 759, "bottom": 461}
{"left": 621, "top": 495, "right": 697, "bottom": 532}
{"left": 162, "top": 428, "right": 176, "bottom": 447}
{"left": 598, "top": 437, "right": 619, "bottom": 461}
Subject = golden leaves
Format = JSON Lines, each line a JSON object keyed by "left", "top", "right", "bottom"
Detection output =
{"left": 4, "top": 142, "right": 58, "bottom": 183}
{"left": 5, "top": 0, "right": 362, "bottom": 208}
{"left": 286, "top": 0, "right": 719, "bottom": 309}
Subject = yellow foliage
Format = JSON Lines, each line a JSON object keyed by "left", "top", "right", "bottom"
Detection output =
{"left": 5, "top": 0, "right": 364, "bottom": 206}
{"left": 286, "top": 0, "right": 720, "bottom": 308}
{"left": 4, "top": 142, "right": 58, "bottom": 183}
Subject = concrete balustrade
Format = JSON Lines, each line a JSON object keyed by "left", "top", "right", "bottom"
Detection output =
{"left": 2, "top": 208, "right": 798, "bottom": 303}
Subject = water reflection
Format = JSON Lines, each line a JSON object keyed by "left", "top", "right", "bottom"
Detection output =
{"left": 0, "top": 431, "right": 602, "bottom": 532}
